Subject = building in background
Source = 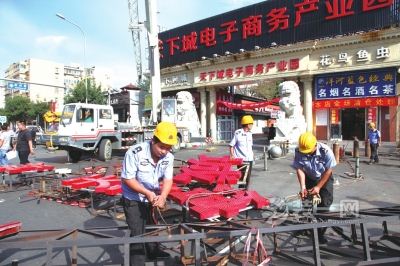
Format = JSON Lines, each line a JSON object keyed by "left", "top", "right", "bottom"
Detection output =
{"left": 159, "top": 0, "right": 400, "bottom": 143}
{"left": 2, "top": 58, "right": 112, "bottom": 111}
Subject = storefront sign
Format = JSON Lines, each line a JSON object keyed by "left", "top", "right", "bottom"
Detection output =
{"left": 159, "top": 0, "right": 396, "bottom": 67}
{"left": 216, "top": 92, "right": 233, "bottom": 115}
{"left": 162, "top": 73, "right": 189, "bottom": 87}
{"left": 199, "top": 58, "right": 299, "bottom": 82}
{"left": 330, "top": 109, "right": 340, "bottom": 124}
{"left": 367, "top": 107, "right": 377, "bottom": 123}
{"left": 313, "top": 96, "right": 398, "bottom": 109}
{"left": 315, "top": 68, "right": 396, "bottom": 100}
{"left": 319, "top": 46, "right": 390, "bottom": 66}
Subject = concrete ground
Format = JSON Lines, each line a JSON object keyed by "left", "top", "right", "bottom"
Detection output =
{"left": 0, "top": 141, "right": 399, "bottom": 265}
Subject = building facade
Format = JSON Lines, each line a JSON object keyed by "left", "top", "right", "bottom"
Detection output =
{"left": 3, "top": 58, "right": 112, "bottom": 111}
{"left": 159, "top": 0, "right": 400, "bottom": 143}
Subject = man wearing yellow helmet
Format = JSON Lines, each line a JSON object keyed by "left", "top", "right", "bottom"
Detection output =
{"left": 292, "top": 132, "right": 337, "bottom": 243}
{"left": 367, "top": 122, "right": 381, "bottom": 164}
{"left": 121, "top": 121, "right": 177, "bottom": 263}
{"left": 229, "top": 115, "right": 254, "bottom": 189}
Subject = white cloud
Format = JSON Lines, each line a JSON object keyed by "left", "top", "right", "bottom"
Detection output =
{"left": 219, "top": 0, "right": 263, "bottom": 10}
{"left": 35, "top": 35, "right": 67, "bottom": 46}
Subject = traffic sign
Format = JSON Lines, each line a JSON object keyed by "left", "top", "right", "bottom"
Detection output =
{"left": 7, "top": 81, "right": 28, "bottom": 90}
{"left": 0, "top": 116, "right": 7, "bottom": 124}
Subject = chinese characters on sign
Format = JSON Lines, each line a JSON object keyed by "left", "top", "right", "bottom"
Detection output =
{"left": 330, "top": 109, "right": 340, "bottom": 124}
{"left": 367, "top": 107, "right": 377, "bottom": 123}
{"left": 199, "top": 58, "right": 299, "bottom": 82}
{"left": 159, "top": 0, "right": 394, "bottom": 59}
{"left": 216, "top": 92, "right": 233, "bottom": 115}
{"left": 319, "top": 47, "right": 390, "bottom": 66}
{"left": 313, "top": 96, "right": 398, "bottom": 109}
{"left": 315, "top": 68, "right": 396, "bottom": 100}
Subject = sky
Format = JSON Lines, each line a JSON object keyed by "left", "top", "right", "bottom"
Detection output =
{"left": 0, "top": 0, "right": 264, "bottom": 88}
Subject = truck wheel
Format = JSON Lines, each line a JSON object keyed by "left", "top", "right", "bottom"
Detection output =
{"left": 172, "top": 136, "right": 181, "bottom": 153}
{"left": 99, "top": 139, "right": 112, "bottom": 161}
{"left": 68, "top": 149, "right": 82, "bottom": 163}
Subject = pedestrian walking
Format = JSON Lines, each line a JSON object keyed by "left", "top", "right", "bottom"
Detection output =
{"left": 0, "top": 124, "right": 13, "bottom": 165}
{"left": 367, "top": 122, "right": 381, "bottom": 164}
{"left": 267, "top": 123, "right": 276, "bottom": 146}
{"left": 121, "top": 121, "right": 177, "bottom": 265}
{"left": 229, "top": 115, "right": 254, "bottom": 189}
{"left": 15, "top": 120, "right": 34, "bottom": 164}
{"left": 292, "top": 132, "right": 337, "bottom": 243}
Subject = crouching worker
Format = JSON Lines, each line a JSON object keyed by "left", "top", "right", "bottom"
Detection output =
{"left": 292, "top": 132, "right": 337, "bottom": 243}
{"left": 121, "top": 122, "right": 177, "bottom": 265}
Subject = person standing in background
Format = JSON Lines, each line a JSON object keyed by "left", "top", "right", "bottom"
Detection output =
{"left": 0, "top": 124, "right": 13, "bottom": 165}
{"left": 229, "top": 115, "right": 254, "bottom": 189}
{"left": 367, "top": 122, "right": 381, "bottom": 164}
{"left": 15, "top": 120, "right": 34, "bottom": 164}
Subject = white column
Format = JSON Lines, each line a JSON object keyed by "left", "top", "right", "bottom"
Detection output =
{"left": 209, "top": 88, "right": 217, "bottom": 140}
{"left": 199, "top": 88, "right": 207, "bottom": 137}
{"left": 302, "top": 78, "right": 313, "bottom": 132}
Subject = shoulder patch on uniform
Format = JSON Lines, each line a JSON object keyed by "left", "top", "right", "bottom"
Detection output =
{"left": 132, "top": 146, "right": 142, "bottom": 154}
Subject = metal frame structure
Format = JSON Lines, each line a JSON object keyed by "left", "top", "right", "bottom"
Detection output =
{"left": 1, "top": 206, "right": 399, "bottom": 266}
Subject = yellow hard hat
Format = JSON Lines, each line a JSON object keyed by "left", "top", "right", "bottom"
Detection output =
{"left": 369, "top": 122, "right": 375, "bottom": 129}
{"left": 298, "top": 132, "right": 317, "bottom": 154}
{"left": 154, "top": 122, "right": 178, "bottom": 145}
{"left": 241, "top": 115, "right": 254, "bottom": 125}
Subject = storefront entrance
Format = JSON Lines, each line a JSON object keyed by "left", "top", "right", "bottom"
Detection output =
{"left": 341, "top": 108, "right": 365, "bottom": 140}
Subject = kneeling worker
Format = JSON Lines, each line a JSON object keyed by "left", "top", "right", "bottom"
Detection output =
{"left": 121, "top": 122, "right": 177, "bottom": 265}
{"left": 292, "top": 132, "right": 337, "bottom": 243}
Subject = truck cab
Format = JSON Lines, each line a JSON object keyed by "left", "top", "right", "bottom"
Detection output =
{"left": 40, "top": 103, "right": 118, "bottom": 162}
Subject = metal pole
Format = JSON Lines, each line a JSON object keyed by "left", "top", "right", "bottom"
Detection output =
{"left": 355, "top": 157, "right": 360, "bottom": 178}
{"left": 56, "top": 13, "right": 88, "bottom": 104}
{"left": 263, "top": 146, "right": 268, "bottom": 171}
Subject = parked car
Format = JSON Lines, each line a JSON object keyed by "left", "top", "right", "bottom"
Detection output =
{"left": 26, "top": 125, "right": 44, "bottom": 146}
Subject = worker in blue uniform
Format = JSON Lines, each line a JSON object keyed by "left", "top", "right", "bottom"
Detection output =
{"left": 367, "top": 122, "right": 381, "bottom": 164}
{"left": 121, "top": 121, "right": 177, "bottom": 265}
{"left": 292, "top": 132, "right": 337, "bottom": 243}
{"left": 229, "top": 115, "right": 254, "bottom": 189}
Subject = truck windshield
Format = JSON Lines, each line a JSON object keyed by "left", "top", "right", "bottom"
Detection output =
{"left": 61, "top": 105, "right": 76, "bottom": 125}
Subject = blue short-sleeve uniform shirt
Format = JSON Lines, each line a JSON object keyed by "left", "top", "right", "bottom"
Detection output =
{"left": 229, "top": 128, "right": 253, "bottom": 162}
{"left": 121, "top": 141, "right": 174, "bottom": 202}
{"left": 292, "top": 142, "right": 337, "bottom": 181}
{"left": 368, "top": 129, "right": 380, "bottom": 144}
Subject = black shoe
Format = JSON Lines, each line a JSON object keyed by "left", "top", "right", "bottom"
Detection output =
{"left": 147, "top": 249, "right": 170, "bottom": 260}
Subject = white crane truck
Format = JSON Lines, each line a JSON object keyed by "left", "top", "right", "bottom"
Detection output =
{"left": 38, "top": 103, "right": 190, "bottom": 162}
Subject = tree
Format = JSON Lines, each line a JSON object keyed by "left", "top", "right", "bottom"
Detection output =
{"left": 64, "top": 78, "right": 107, "bottom": 104}
{"left": 4, "top": 96, "right": 31, "bottom": 122}
{"left": 3, "top": 96, "right": 49, "bottom": 124}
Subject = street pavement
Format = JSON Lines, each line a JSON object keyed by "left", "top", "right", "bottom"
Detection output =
{"left": 0, "top": 140, "right": 399, "bottom": 265}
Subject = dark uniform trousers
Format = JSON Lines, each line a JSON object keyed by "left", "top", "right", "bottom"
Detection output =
{"left": 370, "top": 143, "right": 379, "bottom": 162}
{"left": 306, "top": 175, "right": 334, "bottom": 236}
{"left": 122, "top": 197, "right": 158, "bottom": 266}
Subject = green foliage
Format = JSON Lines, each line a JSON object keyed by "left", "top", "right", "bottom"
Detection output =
{"left": 4, "top": 96, "right": 31, "bottom": 121}
{"left": 255, "top": 81, "right": 280, "bottom": 100}
{"left": 64, "top": 78, "right": 107, "bottom": 104}
{"left": 138, "top": 77, "right": 150, "bottom": 92}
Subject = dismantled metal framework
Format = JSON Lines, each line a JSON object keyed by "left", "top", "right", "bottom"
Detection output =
{"left": 1, "top": 206, "right": 399, "bottom": 265}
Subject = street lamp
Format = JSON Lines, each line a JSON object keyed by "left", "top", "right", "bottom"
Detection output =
{"left": 56, "top": 13, "right": 88, "bottom": 104}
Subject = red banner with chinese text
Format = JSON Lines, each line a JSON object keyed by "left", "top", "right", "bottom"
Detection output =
{"left": 313, "top": 97, "right": 398, "bottom": 109}
{"left": 217, "top": 98, "right": 280, "bottom": 111}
